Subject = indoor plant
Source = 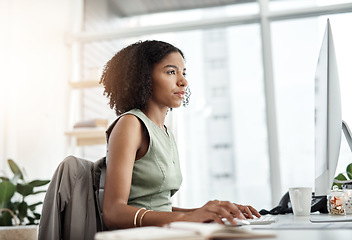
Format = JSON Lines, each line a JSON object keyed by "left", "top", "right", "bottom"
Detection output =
{"left": 333, "top": 162, "right": 352, "bottom": 189}
{"left": 0, "top": 159, "right": 50, "bottom": 239}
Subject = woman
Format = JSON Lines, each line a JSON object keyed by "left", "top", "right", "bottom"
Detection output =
{"left": 100, "top": 40, "right": 260, "bottom": 229}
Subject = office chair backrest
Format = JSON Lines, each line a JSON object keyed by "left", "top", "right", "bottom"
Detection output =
{"left": 93, "top": 157, "right": 107, "bottom": 231}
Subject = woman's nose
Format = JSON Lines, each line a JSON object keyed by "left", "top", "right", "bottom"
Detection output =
{"left": 178, "top": 75, "right": 188, "bottom": 87}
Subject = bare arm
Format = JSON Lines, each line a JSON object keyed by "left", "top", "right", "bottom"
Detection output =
{"left": 172, "top": 207, "right": 197, "bottom": 212}
{"left": 102, "top": 115, "right": 144, "bottom": 228}
{"left": 172, "top": 204, "right": 261, "bottom": 218}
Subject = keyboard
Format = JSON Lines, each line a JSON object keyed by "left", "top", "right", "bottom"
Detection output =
{"left": 224, "top": 216, "right": 277, "bottom": 226}
{"left": 244, "top": 216, "right": 277, "bottom": 225}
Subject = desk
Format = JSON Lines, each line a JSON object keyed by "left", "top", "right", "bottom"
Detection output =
{"left": 248, "top": 214, "right": 352, "bottom": 240}
{"left": 95, "top": 214, "right": 352, "bottom": 240}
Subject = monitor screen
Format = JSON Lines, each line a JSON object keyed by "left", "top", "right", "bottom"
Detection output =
{"left": 314, "top": 19, "right": 342, "bottom": 196}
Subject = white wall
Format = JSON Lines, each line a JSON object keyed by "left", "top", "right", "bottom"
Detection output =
{"left": 0, "top": 0, "right": 72, "bottom": 180}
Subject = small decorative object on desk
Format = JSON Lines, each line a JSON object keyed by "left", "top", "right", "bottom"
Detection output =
{"left": 328, "top": 185, "right": 345, "bottom": 215}
{"left": 343, "top": 189, "right": 352, "bottom": 214}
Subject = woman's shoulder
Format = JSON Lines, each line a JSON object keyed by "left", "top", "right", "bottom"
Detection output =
{"left": 106, "top": 110, "right": 144, "bottom": 141}
{"left": 111, "top": 109, "right": 144, "bottom": 127}
{"left": 124, "top": 109, "right": 146, "bottom": 119}
{"left": 116, "top": 112, "right": 142, "bottom": 129}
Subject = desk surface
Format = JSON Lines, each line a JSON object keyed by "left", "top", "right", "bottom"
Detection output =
{"left": 246, "top": 214, "right": 352, "bottom": 240}
{"left": 95, "top": 214, "right": 352, "bottom": 240}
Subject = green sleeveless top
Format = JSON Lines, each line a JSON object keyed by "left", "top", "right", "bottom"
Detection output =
{"left": 106, "top": 109, "right": 182, "bottom": 212}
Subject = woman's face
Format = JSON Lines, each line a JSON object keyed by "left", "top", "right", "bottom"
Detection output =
{"left": 150, "top": 51, "right": 188, "bottom": 109}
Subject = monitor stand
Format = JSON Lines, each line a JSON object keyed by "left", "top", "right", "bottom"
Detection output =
{"left": 334, "top": 120, "right": 352, "bottom": 188}
{"left": 342, "top": 120, "right": 352, "bottom": 152}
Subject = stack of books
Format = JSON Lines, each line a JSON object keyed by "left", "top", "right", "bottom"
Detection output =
{"left": 65, "top": 119, "right": 109, "bottom": 146}
{"left": 73, "top": 119, "right": 109, "bottom": 128}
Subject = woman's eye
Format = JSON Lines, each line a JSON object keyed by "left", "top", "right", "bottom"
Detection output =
{"left": 167, "top": 70, "right": 176, "bottom": 75}
{"left": 183, "top": 72, "right": 187, "bottom": 78}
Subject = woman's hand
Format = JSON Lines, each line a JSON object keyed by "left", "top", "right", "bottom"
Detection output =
{"left": 234, "top": 203, "right": 261, "bottom": 219}
{"left": 176, "top": 200, "right": 246, "bottom": 226}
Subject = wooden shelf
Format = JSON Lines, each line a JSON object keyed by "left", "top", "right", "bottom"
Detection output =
{"left": 65, "top": 128, "right": 106, "bottom": 146}
{"left": 69, "top": 80, "right": 101, "bottom": 89}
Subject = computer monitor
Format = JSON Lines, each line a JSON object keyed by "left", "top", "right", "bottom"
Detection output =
{"left": 314, "top": 19, "right": 342, "bottom": 196}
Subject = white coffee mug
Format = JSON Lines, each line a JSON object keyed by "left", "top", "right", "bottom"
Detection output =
{"left": 289, "top": 187, "right": 312, "bottom": 216}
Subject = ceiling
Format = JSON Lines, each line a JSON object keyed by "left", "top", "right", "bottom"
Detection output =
{"left": 107, "top": 0, "right": 256, "bottom": 17}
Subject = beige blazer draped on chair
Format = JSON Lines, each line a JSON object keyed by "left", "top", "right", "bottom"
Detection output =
{"left": 38, "top": 156, "right": 97, "bottom": 240}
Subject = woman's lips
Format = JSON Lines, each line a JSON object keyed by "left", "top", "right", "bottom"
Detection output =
{"left": 174, "top": 91, "right": 185, "bottom": 98}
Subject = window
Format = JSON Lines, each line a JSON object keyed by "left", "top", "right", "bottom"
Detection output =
{"left": 77, "top": 0, "right": 352, "bottom": 210}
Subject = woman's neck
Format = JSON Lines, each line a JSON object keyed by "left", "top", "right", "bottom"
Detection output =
{"left": 141, "top": 105, "right": 168, "bottom": 129}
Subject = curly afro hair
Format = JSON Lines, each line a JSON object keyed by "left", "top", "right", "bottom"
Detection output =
{"left": 100, "top": 40, "right": 191, "bottom": 116}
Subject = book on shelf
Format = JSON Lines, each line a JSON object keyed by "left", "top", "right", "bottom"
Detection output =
{"left": 65, "top": 128, "right": 106, "bottom": 146}
{"left": 94, "top": 221, "right": 276, "bottom": 240}
{"left": 73, "top": 119, "right": 108, "bottom": 128}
